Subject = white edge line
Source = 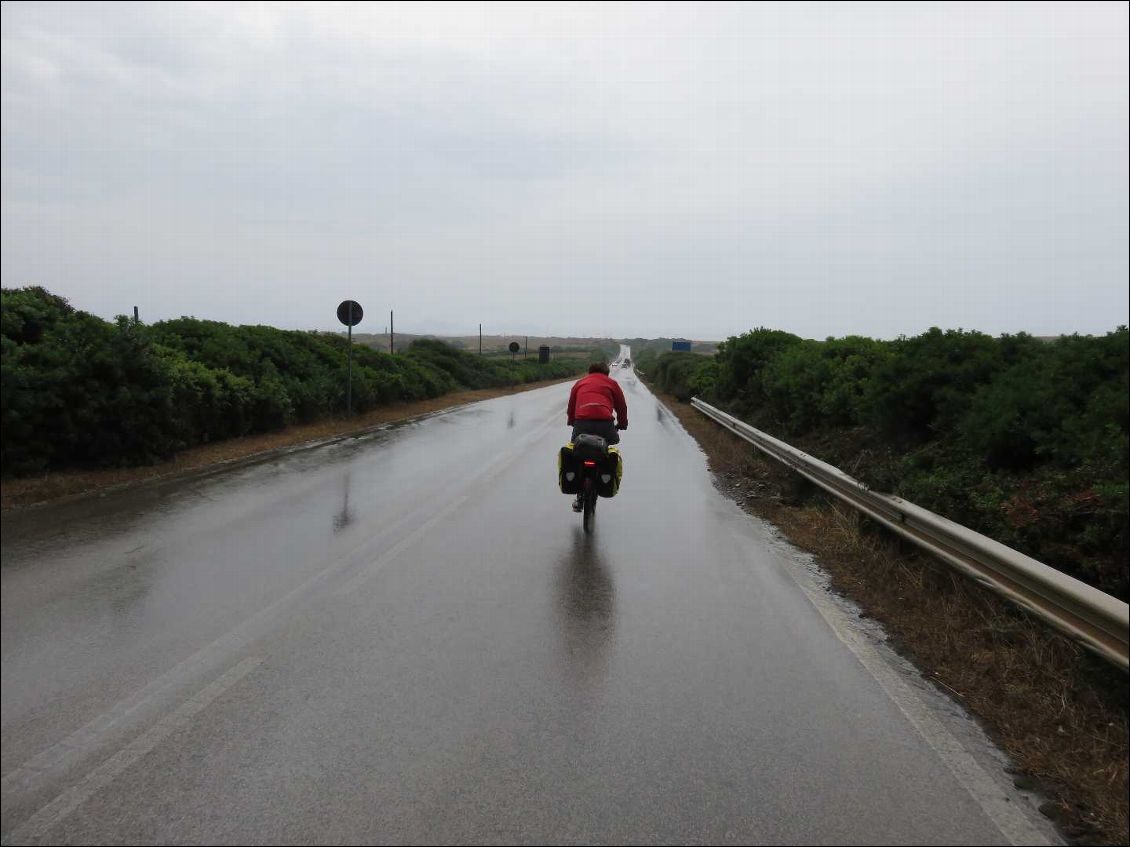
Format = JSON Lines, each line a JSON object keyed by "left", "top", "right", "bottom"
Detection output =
{"left": 772, "top": 546, "right": 1056, "bottom": 846}
{"left": 5, "top": 657, "right": 263, "bottom": 846}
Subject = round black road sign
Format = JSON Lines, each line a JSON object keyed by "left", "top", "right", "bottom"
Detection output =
{"left": 337, "top": 300, "right": 363, "bottom": 327}
{"left": 508, "top": 341, "right": 520, "bottom": 353}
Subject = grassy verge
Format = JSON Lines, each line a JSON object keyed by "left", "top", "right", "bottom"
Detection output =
{"left": 1, "top": 377, "right": 574, "bottom": 511}
{"left": 652, "top": 386, "right": 1128, "bottom": 846}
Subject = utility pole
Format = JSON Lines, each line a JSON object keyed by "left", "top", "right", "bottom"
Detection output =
{"left": 390, "top": 310, "right": 394, "bottom": 355}
{"left": 524, "top": 335, "right": 528, "bottom": 360}
{"left": 479, "top": 323, "right": 482, "bottom": 356}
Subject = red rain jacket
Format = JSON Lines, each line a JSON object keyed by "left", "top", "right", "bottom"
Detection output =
{"left": 567, "top": 373, "right": 628, "bottom": 428}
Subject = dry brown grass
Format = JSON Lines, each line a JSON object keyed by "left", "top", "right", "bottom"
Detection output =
{"left": 657, "top": 389, "right": 1129, "bottom": 846}
{"left": 1, "top": 378, "right": 574, "bottom": 511}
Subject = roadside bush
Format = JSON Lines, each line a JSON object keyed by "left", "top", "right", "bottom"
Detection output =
{"left": 711, "top": 328, "right": 804, "bottom": 415}
{"left": 650, "top": 352, "right": 703, "bottom": 401}
{"left": 404, "top": 338, "right": 583, "bottom": 389}
{"left": 638, "top": 322, "right": 1128, "bottom": 598}
{"left": 859, "top": 328, "right": 1013, "bottom": 443}
{"left": 1, "top": 289, "right": 176, "bottom": 472}
{"left": 1, "top": 287, "right": 585, "bottom": 476}
{"left": 630, "top": 351, "right": 720, "bottom": 402}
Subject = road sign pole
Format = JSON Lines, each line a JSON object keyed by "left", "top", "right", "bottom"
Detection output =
{"left": 336, "top": 299, "right": 364, "bottom": 418}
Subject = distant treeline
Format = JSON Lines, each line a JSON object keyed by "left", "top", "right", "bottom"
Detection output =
{"left": 1, "top": 287, "right": 585, "bottom": 476}
{"left": 636, "top": 327, "right": 1129, "bottom": 599}
{"left": 623, "top": 337, "right": 720, "bottom": 355}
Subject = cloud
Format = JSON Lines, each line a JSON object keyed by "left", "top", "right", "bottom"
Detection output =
{"left": 2, "top": 1, "right": 1127, "bottom": 338}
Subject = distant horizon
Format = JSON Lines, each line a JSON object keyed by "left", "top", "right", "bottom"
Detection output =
{"left": 8, "top": 281, "right": 1125, "bottom": 345}
{"left": 10, "top": 277, "right": 1127, "bottom": 343}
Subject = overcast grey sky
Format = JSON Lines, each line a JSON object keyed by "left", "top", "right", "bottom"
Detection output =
{"left": 2, "top": 1, "right": 1127, "bottom": 339}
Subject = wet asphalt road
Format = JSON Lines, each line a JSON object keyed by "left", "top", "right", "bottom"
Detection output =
{"left": 1, "top": 365, "right": 1057, "bottom": 845}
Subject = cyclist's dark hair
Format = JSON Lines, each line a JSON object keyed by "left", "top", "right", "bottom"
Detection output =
{"left": 588, "top": 362, "right": 611, "bottom": 375}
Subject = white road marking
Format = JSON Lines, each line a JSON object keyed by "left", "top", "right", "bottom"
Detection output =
{"left": 5, "top": 657, "right": 262, "bottom": 845}
{"left": 1, "top": 385, "right": 571, "bottom": 818}
{"left": 767, "top": 542, "right": 1056, "bottom": 846}
{"left": 654, "top": 385, "right": 1055, "bottom": 845}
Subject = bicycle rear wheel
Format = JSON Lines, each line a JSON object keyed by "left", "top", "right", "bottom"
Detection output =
{"left": 582, "top": 480, "right": 597, "bottom": 533}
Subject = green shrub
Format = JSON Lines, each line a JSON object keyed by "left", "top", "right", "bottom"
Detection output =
{"left": 859, "top": 328, "right": 1011, "bottom": 443}
{"left": 637, "top": 321, "right": 1127, "bottom": 598}
{"left": 404, "top": 338, "right": 583, "bottom": 389}
{"left": 1, "top": 289, "right": 176, "bottom": 472}
{"left": 1, "top": 288, "right": 585, "bottom": 475}
{"left": 712, "top": 328, "right": 804, "bottom": 415}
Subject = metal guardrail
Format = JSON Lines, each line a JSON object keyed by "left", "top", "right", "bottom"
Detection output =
{"left": 690, "top": 397, "right": 1130, "bottom": 670}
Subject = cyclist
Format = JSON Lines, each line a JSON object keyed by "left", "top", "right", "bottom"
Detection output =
{"left": 566, "top": 362, "right": 628, "bottom": 511}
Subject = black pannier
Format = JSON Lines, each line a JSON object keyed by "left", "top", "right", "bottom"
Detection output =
{"left": 558, "top": 438, "right": 623, "bottom": 497}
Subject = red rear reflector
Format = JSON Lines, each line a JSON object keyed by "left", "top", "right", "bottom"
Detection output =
{"left": 583, "top": 460, "right": 597, "bottom": 467}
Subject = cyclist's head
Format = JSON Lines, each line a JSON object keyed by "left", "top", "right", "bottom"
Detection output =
{"left": 588, "top": 362, "right": 611, "bottom": 375}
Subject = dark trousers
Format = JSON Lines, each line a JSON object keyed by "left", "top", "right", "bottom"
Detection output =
{"left": 571, "top": 419, "right": 620, "bottom": 445}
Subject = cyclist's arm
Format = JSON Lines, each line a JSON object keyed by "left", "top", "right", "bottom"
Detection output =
{"left": 567, "top": 381, "right": 579, "bottom": 426}
{"left": 612, "top": 381, "right": 628, "bottom": 429}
